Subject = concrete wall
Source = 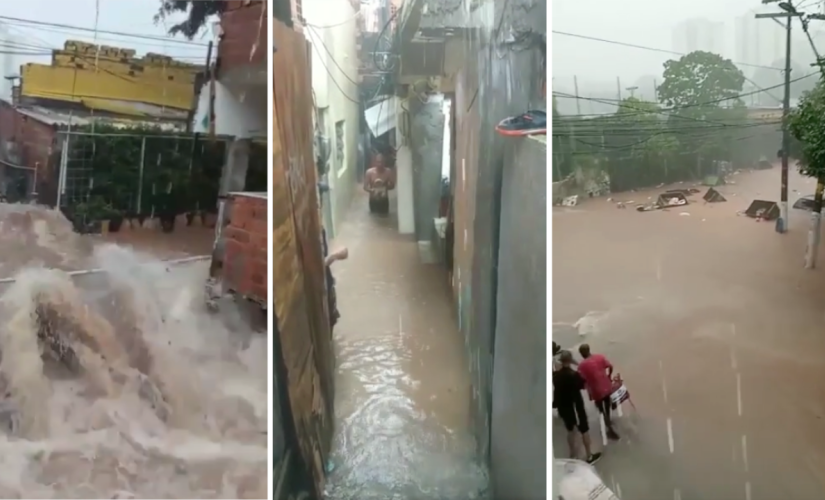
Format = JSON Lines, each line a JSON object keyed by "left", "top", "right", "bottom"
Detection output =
{"left": 409, "top": 95, "right": 445, "bottom": 250}
{"left": 492, "top": 136, "right": 546, "bottom": 499}
{"left": 447, "top": 0, "right": 546, "bottom": 496}
{"left": 304, "top": 0, "right": 360, "bottom": 237}
{"left": 192, "top": 81, "right": 267, "bottom": 139}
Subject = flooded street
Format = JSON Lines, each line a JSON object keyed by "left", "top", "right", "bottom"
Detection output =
{"left": 0, "top": 205, "right": 266, "bottom": 498}
{"left": 553, "top": 166, "right": 825, "bottom": 499}
{"left": 324, "top": 194, "right": 488, "bottom": 500}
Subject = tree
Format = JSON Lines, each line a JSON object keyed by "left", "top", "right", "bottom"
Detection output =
{"left": 656, "top": 51, "right": 748, "bottom": 173}
{"left": 155, "top": 1, "right": 226, "bottom": 39}
{"left": 788, "top": 76, "right": 825, "bottom": 268}
{"left": 657, "top": 51, "right": 746, "bottom": 109}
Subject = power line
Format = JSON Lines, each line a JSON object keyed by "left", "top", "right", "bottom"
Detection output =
{"left": 552, "top": 71, "right": 818, "bottom": 119}
{"left": 0, "top": 14, "right": 208, "bottom": 47}
{"left": 552, "top": 30, "right": 784, "bottom": 71}
{"left": 306, "top": 33, "right": 360, "bottom": 104}
{"left": 301, "top": 11, "right": 361, "bottom": 29}
{"left": 2, "top": 21, "right": 206, "bottom": 52}
{"left": 306, "top": 25, "right": 360, "bottom": 87}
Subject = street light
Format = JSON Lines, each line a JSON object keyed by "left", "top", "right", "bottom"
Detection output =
{"left": 779, "top": 2, "right": 796, "bottom": 13}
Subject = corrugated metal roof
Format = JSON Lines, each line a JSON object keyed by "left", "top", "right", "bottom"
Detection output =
{"left": 15, "top": 106, "right": 186, "bottom": 131}
{"left": 418, "top": 0, "right": 490, "bottom": 31}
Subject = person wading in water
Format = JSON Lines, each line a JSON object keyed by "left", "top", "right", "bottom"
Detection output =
{"left": 578, "top": 343, "right": 620, "bottom": 441}
{"left": 364, "top": 153, "right": 395, "bottom": 215}
{"left": 554, "top": 350, "right": 602, "bottom": 464}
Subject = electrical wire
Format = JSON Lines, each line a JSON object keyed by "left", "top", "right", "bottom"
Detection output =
{"left": 306, "top": 25, "right": 360, "bottom": 86}
{"left": 302, "top": 10, "right": 361, "bottom": 29}
{"left": 552, "top": 30, "right": 785, "bottom": 72}
{"left": 0, "top": 14, "right": 207, "bottom": 46}
{"left": 552, "top": 71, "right": 818, "bottom": 119}
{"left": 373, "top": 7, "right": 400, "bottom": 72}
{"left": 2, "top": 22, "right": 206, "bottom": 53}
{"left": 307, "top": 34, "right": 360, "bottom": 104}
{"left": 467, "top": 0, "right": 511, "bottom": 112}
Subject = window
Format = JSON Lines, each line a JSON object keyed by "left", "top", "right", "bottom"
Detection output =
{"left": 335, "top": 120, "right": 346, "bottom": 177}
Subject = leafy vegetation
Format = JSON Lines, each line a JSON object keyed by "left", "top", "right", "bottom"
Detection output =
{"left": 552, "top": 50, "right": 781, "bottom": 192}
{"left": 788, "top": 73, "right": 825, "bottom": 268}
{"left": 64, "top": 125, "right": 224, "bottom": 221}
{"left": 155, "top": 0, "right": 226, "bottom": 39}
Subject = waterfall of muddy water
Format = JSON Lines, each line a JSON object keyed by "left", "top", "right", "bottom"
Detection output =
{"left": 0, "top": 205, "right": 267, "bottom": 498}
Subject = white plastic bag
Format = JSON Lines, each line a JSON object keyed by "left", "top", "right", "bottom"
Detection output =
{"left": 557, "top": 459, "right": 619, "bottom": 500}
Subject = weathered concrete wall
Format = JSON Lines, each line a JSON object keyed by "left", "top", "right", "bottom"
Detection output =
{"left": 492, "top": 136, "right": 546, "bottom": 499}
{"left": 409, "top": 97, "right": 445, "bottom": 246}
{"left": 451, "top": 0, "right": 546, "bottom": 496}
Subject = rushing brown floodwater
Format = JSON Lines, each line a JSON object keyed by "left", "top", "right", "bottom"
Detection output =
{"left": 323, "top": 195, "right": 488, "bottom": 500}
{"left": 553, "top": 166, "right": 825, "bottom": 500}
{"left": 0, "top": 205, "right": 266, "bottom": 498}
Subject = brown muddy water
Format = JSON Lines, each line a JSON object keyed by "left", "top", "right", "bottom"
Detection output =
{"left": 553, "top": 166, "right": 825, "bottom": 500}
{"left": 323, "top": 195, "right": 488, "bottom": 500}
{"left": 0, "top": 204, "right": 266, "bottom": 498}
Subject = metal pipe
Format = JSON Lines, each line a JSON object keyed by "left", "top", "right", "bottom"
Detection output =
{"left": 0, "top": 255, "right": 211, "bottom": 285}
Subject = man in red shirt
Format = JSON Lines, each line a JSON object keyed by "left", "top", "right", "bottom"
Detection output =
{"left": 577, "top": 343, "right": 620, "bottom": 440}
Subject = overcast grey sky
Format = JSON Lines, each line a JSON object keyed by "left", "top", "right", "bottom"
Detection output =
{"left": 0, "top": 0, "right": 210, "bottom": 69}
{"left": 552, "top": 0, "right": 825, "bottom": 88}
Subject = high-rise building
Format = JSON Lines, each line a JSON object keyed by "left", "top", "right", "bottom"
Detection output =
{"left": 734, "top": 12, "right": 784, "bottom": 69}
{"left": 672, "top": 18, "right": 726, "bottom": 55}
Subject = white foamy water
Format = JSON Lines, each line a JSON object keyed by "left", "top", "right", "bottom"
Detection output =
{"left": 0, "top": 205, "right": 267, "bottom": 498}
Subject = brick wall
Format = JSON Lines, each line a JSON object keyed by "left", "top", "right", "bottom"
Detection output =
{"left": 0, "top": 102, "right": 57, "bottom": 183}
{"left": 218, "top": 0, "right": 268, "bottom": 74}
{"left": 222, "top": 193, "right": 268, "bottom": 303}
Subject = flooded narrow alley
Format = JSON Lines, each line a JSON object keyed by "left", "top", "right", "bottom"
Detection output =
{"left": 323, "top": 194, "right": 488, "bottom": 500}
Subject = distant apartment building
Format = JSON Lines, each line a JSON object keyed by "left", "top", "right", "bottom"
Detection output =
{"left": 672, "top": 18, "right": 726, "bottom": 56}
{"left": 734, "top": 14, "right": 783, "bottom": 69}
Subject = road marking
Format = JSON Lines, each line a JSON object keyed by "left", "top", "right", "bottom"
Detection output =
{"left": 674, "top": 488, "right": 682, "bottom": 500}
{"left": 398, "top": 314, "right": 403, "bottom": 334}
{"left": 736, "top": 373, "right": 743, "bottom": 417}
{"left": 600, "top": 414, "right": 608, "bottom": 446}
{"left": 667, "top": 417, "right": 675, "bottom": 454}
{"left": 731, "top": 323, "right": 737, "bottom": 336}
{"left": 742, "top": 435, "right": 749, "bottom": 473}
{"left": 615, "top": 481, "right": 622, "bottom": 498}
{"left": 659, "top": 360, "right": 669, "bottom": 405}
{"left": 745, "top": 481, "right": 752, "bottom": 500}
{"left": 656, "top": 257, "right": 662, "bottom": 281}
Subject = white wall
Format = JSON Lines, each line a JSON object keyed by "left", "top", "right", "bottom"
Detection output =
{"left": 192, "top": 80, "right": 267, "bottom": 139}
{"left": 304, "top": 0, "right": 360, "bottom": 237}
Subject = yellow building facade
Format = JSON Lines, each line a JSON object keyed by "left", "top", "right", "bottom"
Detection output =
{"left": 20, "top": 40, "right": 200, "bottom": 116}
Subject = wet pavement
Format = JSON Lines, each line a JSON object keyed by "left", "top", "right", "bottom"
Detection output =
{"left": 98, "top": 223, "right": 216, "bottom": 259}
{"left": 324, "top": 193, "right": 488, "bottom": 500}
{"left": 553, "top": 166, "right": 825, "bottom": 500}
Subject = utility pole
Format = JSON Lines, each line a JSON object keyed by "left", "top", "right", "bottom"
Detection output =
{"left": 626, "top": 86, "right": 639, "bottom": 98}
{"left": 757, "top": 6, "right": 799, "bottom": 234}
{"left": 616, "top": 76, "right": 622, "bottom": 102}
{"left": 653, "top": 78, "right": 658, "bottom": 102}
{"left": 573, "top": 75, "right": 582, "bottom": 115}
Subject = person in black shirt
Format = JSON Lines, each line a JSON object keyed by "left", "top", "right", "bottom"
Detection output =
{"left": 553, "top": 350, "right": 602, "bottom": 464}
